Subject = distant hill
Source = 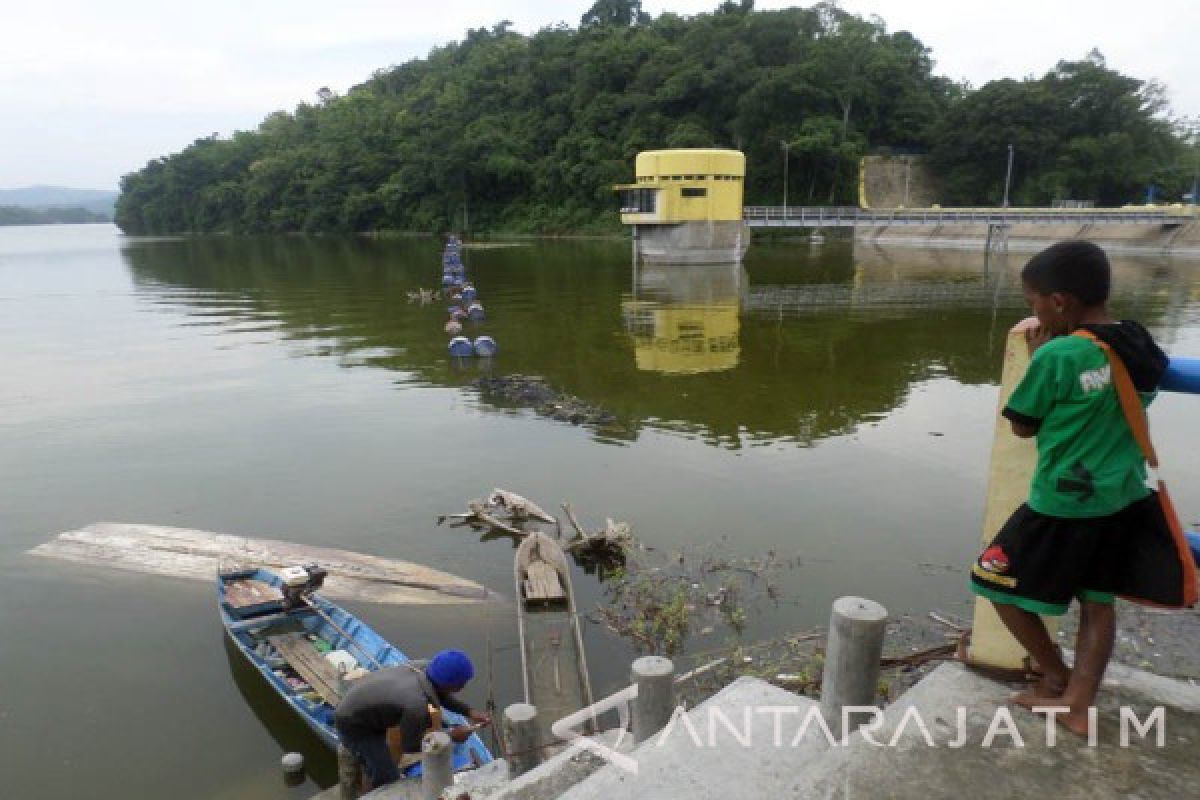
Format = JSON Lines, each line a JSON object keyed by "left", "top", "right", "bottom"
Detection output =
{"left": 0, "top": 186, "right": 117, "bottom": 217}
{"left": 0, "top": 206, "right": 111, "bottom": 226}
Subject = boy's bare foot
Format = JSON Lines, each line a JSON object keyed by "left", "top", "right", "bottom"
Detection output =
{"left": 1056, "top": 709, "right": 1093, "bottom": 738}
{"left": 1011, "top": 672, "right": 1069, "bottom": 710}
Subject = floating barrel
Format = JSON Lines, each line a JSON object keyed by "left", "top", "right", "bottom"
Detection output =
{"left": 461, "top": 286, "right": 477, "bottom": 302}
{"left": 448, "top": 336, "right": 474, "bottom": 357}
{"left": 467, "top": 302, "right": 485, "bottom": 321}
{"left": 1162, "top": 357, "right": 1200, "bottom": 394}
{"left": 441, "top": 274, "right": 458, "bottom": 287}
{"left": 473, "top": 336, "right": 498, "bottom": 357}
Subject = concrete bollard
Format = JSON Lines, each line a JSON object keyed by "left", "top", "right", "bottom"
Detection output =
{"left": 631, "top": 655, "right": 676, "bottom": 745}
{"left": 820, "top": 596, "right": 888, "bottom": 738}
{"left": 503, "top": 703, "right": 543, "bottom": 778}
{"left": 421, "top": 731, "right": 454, "bottom": 800}
{"left": 336, "top": 744, "right": 360, "bottom": 799}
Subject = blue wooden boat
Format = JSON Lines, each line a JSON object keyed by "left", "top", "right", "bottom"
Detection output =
{"left": 218, "top": 564, "right": 493, "bottom": 777}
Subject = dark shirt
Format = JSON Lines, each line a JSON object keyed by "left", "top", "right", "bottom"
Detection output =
{"left": 333, "top": 663, "right": 471, "bottom": 752}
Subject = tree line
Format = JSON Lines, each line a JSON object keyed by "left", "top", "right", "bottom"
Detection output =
{"left": 115, "top": 1, "right": 1197, "bottom": 235}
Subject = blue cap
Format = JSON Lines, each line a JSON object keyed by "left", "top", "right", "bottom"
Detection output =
{"left": 427, "top": 649, "right": 474, "bottom": 688}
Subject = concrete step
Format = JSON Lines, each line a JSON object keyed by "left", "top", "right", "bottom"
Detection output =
{"left": 464, "top": 729, "right": 632, "bottom": 800}
{"left": 791, "top": 661, "right": 1200, "bottom": 800}
{"left": 557, "top": 676, "right": 830, "bottom": 800}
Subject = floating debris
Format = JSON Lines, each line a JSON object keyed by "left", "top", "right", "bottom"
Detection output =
{"left": 438, "top": 490, "right": 632, "bottom": 573}
{"left": 406, "top": 288, "right": 442, "bottom": 304}
{"left": 474, "top": 375, "right": 619, "bottom": 428}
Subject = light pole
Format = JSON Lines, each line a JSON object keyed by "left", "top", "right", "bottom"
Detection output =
{"left": 781, "top": 140, "right": 790, "bottom": 219}
{"left": 904, "top": 157, "right": 911, "bottom": 207}
{"left": 1002, "top": 144, "right": 1014, "bottom": 208}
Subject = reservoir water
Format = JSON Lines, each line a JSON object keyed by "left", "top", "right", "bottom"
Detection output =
{"left": 3, "top": 224, "right": 1199, "bottom": 797}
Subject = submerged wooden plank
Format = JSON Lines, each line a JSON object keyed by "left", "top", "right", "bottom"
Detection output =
{"left": 29, "top": 523, "right": 496, "bottom": 605}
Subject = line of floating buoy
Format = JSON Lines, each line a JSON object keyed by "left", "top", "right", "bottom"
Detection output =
{"left": 441, "top": 235, "right": 497, "bottom": 358}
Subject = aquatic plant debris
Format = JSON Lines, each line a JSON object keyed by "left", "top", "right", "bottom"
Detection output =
{"left": 474, "top": 374, "right": 619, "bottom": 428}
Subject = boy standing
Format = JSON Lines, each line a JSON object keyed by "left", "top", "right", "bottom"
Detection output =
{"left": 969, "top": 240, "right": 1168, "bottom": 736}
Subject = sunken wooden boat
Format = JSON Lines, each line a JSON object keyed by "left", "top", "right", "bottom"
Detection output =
{"left": 218, "top": 562, "right": 493, "bottom": 777}
{"left": 34, "top": 523, "right": 493, "bottom": 605}
{"left": 514, "top": 532, "right": 595, "bottom": 742}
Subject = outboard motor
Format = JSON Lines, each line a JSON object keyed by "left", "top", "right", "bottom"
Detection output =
{"left": 280, "top": 563, "right": 328, "bottom": 610}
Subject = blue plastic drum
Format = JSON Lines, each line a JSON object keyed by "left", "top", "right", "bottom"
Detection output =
{"left": 473, "top": 336, "right": 498, "bottom": 357}
{"left": 467, "top": 303, "right": 485, "bottom": 321}
{"left": 448, "top": 336, "right": 474, "bottom": 357}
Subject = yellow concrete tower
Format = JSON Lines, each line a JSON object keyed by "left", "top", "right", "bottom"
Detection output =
{"left": 615, "top": 149, "right": 750, "bottom": 264}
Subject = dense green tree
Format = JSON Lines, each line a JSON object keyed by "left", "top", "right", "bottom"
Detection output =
{"left": 929, "top": 51, "right": 1183, "bottom": 206}
{"left": 115, "top": 5, "right": 1188, "bottom": 236}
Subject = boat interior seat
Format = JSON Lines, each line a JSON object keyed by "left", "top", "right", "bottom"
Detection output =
{"left": 524, "top": 560, "right": 566, "bottom": 602}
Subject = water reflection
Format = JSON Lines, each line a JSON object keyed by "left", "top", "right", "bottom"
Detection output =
{"left": 622, "top": 262, "right": 743, "bottom": 374}
{"left": 223, "top": 633, "right": 336, "bottom": 789}
{"left": 119, "top": 236, "right": 1200, "bottom": 449}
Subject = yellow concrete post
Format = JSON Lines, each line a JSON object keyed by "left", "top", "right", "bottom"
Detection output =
{"left": 967, "top": 317, "right": 1057, "bottom": 669}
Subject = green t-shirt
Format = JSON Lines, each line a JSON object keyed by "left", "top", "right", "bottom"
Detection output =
{"left": 1004, "top": 334, "right": 1151, "bottom": 518}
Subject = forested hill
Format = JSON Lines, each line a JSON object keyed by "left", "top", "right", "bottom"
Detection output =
{"left": 115, "top": 1, "right": 1193, "bottom": 236}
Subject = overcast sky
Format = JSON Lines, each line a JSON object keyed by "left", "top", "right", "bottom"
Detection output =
{"left": 3, "top": 1, "right": 1196, "bottom": 190}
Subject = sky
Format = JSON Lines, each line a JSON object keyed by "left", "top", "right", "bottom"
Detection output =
{"left": 2, "top": 1, "right": 1197, "bottom": 191}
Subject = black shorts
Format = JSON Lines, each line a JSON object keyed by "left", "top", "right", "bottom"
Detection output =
{"left": 968, "top": 498, "right": 1159, "bottom": 615}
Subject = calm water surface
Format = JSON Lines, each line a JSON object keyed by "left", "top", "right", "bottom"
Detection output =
{"left": 3, "top": 225, "right": 1199, "bottom": 798}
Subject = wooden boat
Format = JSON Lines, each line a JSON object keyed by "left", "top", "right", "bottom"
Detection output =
{"left": 34, "top": 523, "right": 493, "bottom": 605}
{"left": 217, "top": 563, "right": 493, "bottom": 777}
{"left": 514, "top": 532, "right": 595, "bottom": 743}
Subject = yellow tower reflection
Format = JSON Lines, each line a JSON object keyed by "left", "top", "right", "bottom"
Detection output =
{"left": 622, "top": 261, "right": 744, "bottom": 374}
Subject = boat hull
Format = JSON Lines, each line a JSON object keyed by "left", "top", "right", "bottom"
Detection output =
{"left": 218, "top": 567, "right": 492, "bottom": 777}
{"left": 515, "top": 533, "right": 596, "bottom": 745}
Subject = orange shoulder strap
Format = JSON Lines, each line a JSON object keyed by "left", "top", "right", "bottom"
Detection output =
{"left": 1072, "top": 329, "right": 1158, "bottom": 467}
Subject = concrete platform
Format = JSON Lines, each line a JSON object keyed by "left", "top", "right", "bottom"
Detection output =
{"left": 557, "top": 676, "right": 829, "bottom": 800}
{"left": 792, "top": 661, "right": 1200, "bottom": 800}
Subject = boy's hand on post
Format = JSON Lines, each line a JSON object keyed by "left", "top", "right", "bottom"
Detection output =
{"left": 468, "top": 710, "right": 492, "bottom": 727}
{"left": 1025, "top": 324, "right": 1055, "bottom": 356}
{"left": 448, "top": 725, "right": 473, "bottom": 743}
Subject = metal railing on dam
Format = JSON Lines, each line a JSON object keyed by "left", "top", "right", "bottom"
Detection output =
{"left": 742, "top": 206, "right": 1198, "bottom": 229}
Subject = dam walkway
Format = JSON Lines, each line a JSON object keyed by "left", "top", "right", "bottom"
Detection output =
{"left": 743, "top": 205, "right": 1197, "bottom": 229}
